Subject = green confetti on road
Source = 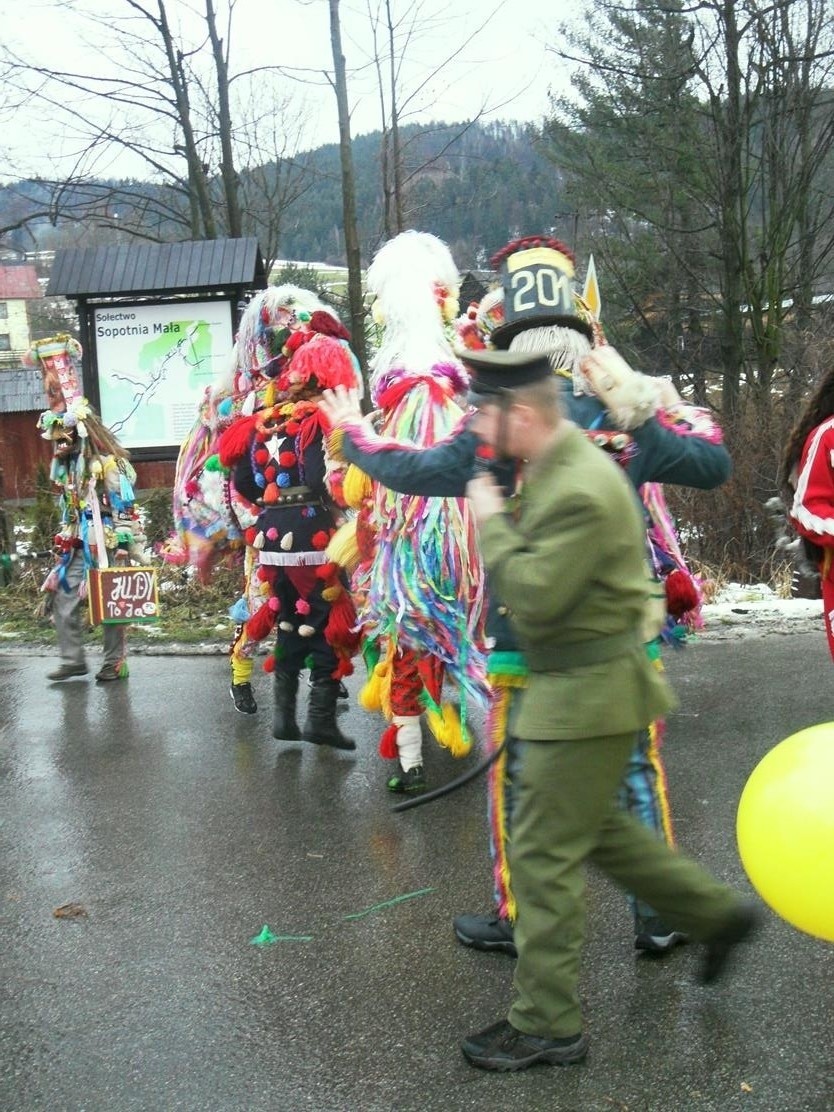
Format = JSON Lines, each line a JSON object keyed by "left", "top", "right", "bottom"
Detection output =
{"left": 344, "top": 887, "right": 435, "bottom": 920}
{"left": 250, "top": 924, "right": 313, "bottom": 945}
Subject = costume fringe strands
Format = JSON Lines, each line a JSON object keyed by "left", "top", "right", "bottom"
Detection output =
{"left": 356, "top": 231, "right": 489, "bottom": 759}
{"left": 484, "top": 684, "right": 517, "bottom": 923}
{"left": 357, "top": 369, "right": 488, "bottom": 707}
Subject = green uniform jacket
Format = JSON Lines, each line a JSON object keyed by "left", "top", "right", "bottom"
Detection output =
{"left": 479, "top": 424, "right": 676, "bottom": 740}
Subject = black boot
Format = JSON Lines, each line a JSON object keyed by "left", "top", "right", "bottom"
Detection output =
{"left": 273, "top": 671, "right": 301, "bottom": 740}
{"left": 302, "top": 679, "right": 356, "bottom": 751}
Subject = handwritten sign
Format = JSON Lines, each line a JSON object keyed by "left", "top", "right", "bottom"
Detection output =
{"left": 87, "top": 567, "right": 160, "bottom": 625}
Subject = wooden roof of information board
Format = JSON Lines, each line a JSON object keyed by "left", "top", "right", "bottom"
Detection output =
{"left": 46, "top": 238, "right": 267, "bottom": 298}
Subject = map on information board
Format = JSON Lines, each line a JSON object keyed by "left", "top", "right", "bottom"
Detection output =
{"left": 93, "top": 300, "right": 234, "bottom": 449}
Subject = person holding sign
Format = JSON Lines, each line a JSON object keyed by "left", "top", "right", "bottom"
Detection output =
{"left": 26, "top": 335, "right": 148, "bottom": 683}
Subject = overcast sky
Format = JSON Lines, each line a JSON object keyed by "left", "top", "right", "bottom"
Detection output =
{"left": 0, "top": 0, "right": 584, "bottom": 182}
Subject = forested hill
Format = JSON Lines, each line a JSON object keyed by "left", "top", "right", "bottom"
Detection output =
{"left": 279, "top": 120, "right": 565, "bottom": 268}
{"left": 0, "top": 120, "right": 565, "bottom": 270}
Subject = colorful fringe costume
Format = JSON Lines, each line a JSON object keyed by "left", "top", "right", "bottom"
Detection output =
{"left": 169, "top": 286, "right": 361, "bottom": 714}
{"left": 25, "top": 335, "right": 147, "bottom": 681}
{"left": 355, "top": 231, "right": 488, "bottom": 791}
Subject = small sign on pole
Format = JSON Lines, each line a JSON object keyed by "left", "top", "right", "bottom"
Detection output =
{"left": 87, "top": 567, "right": 160, "bottom": 625}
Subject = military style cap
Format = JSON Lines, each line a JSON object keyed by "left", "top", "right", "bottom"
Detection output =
{"left": 460, "top": 349, "right": 554, "bottom": 402}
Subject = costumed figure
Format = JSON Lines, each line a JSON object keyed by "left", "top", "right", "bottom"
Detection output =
{"left": 781, "top": 366, "right": 834, "bottom": 658}
{"left": 462, "top": 236, "right": 726, "bottom": 955}
{"left": 215, "top": 327, "right": 361, "bottom": 747}
{"left": 169, "top": 285, "right": 360, "bottom": 714}
{"left": 347, "top": 230, "right": 488, "bottom": 793}
{"left": 320, "top": 234, "right": 729, "bottom": 951}
{"left": 25, "top": 334, "right": 147, "bottom": 682}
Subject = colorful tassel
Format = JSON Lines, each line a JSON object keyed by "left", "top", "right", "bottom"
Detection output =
{"left": 325, "top": 519, "right": 360, "bottom": 572}
{"left": 229, "top": 597, "right": 251, "bottom": 623}
{"left": 343, "top": 465, "right": 373, "bottom": 509}
{"left": 246, "top": 599, "right": 278, "bottom": 642}
{"left": 665, "top": 568, "right": 699, "bottom": 616}
{"left": 378, "top": 722, "right": 400, "bottom": 759}
{"left": 425, "top": 701, "right": 472, "bottom": 758}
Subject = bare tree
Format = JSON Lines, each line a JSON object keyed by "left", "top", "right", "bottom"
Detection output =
{"left": 0, "top": 0, "right": 315, "bottom": 261}
{"left": 327, "top": 0, "right": 368, "bottom": 380}
{"left": 363, "top": 0, "right": 503, "bottom": 238}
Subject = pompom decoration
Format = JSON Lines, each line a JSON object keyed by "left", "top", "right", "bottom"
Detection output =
{"left": 311, "top": 530, "right": 330, "bottom": 551}
{"left": 229, "top": 597, "right": 251, "bottom": 623}
{"left": 298, "top": 624, "right": 315, "bottom": 637}
{"left": 343, "top": 465, "right": 373, "bottom": 509}
{"left": 262, "top": 655, "right": 276, "bottom": 674}
{"left": 378, "top": 722, "right": 400, "bottom": 759}
{"left": 245, "top": 599, "right": 278, "bottom": 642}
{"left": 309, "top": 309, "right": 351, "bottom": 342}
{"left": 278, "top": 335, "right": 358, "bottom": 394}
{"left": 295, "top": 599, "right": 311, "bottom": 615}
{"left": 665, "top": 568, "right": 700, "bottom": 617}
{"left": 425, "top": 702, "right": 472, "bottom": 758}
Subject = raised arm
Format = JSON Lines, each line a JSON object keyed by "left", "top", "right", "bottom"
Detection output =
{"left": 320, "top": 385, "right": 477, "bottom": 497}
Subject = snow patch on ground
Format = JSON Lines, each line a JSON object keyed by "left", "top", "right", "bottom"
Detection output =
{"left": 699, "top": 582, "right": 823, "bottom": 641}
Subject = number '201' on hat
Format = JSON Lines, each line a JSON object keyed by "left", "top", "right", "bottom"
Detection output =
{"left": 488, "top": 235, "right": 594, "bottom": 349}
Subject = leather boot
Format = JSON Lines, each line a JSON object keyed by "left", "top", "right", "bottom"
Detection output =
{"left": 273, "top": 671, "right": 301, "bottom": 740}
{"left": 302, "top": 679, "right": 356, "bottom": 750}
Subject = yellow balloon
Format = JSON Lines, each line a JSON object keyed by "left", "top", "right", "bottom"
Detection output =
{"left": 737, "top": 723, "right": 834, "bottom": 942}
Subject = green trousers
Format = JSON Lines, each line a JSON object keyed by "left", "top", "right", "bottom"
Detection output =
{"left": 509, "top": 732, "right": 742, "bottom": 1037}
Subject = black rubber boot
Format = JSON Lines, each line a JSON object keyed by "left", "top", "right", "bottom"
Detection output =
{"left": 302, "top": 679, "right": 356, "bottom": 751}
{"left": 273, "top": 671, "right": 301, "bottom": 740}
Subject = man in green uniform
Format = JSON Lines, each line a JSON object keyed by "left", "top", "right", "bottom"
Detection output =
{"left": 460, "top": 348, "right": 758, "bottom": 1071}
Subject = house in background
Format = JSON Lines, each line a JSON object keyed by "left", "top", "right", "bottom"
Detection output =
{"left": 0, "top": 264, "right": 41, "bottom": 367}
{"left": 0, "top": 264, "right": 50, "bottom": 497}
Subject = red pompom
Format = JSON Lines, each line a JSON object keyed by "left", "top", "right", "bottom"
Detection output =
{"left": 282, "top": 335, "right": 357, "bottom": 393}
{"left": 665, "top": 569, "right": 699, "bottom": 617}
{"left": 378, "top": 722, "right": 400, "bottom": 759}
{"left": 262, "top": 655, "right": 276, "bottom": 674}
{"left": 285, "top": 421, "right": 300, "bottom": 435}
{"left": 217, "top": 414, "right": 258, "bottom": 467}
{"left": 309, "top": 310, "right": 350, "bottom": 342}
{"left": 246, "top": 600, "right": 278, "bottom": 642}
{"left": 284, "top": 331, "right": 309, "bottom": 354}
{"left": 311, "top": 530, "right": 330, "bottom": 551}
{"left": 244, "top": 527, "right": 258, "bottom": 546}
{"left": 278, "top": 451, "right": 297, "bottom": 467}
{"left": 254, "top": 448, "right": 269, "bottom": 465}
{"left": 264, "top": 466, "right": 277, "bottom": 481}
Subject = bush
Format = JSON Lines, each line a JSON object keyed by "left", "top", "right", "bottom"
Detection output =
{"left": 139, "top": 487, "right": 175, "bottom": 549}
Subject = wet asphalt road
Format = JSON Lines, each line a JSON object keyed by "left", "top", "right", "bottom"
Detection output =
{"left": 1, "top": 632, "right": 833, "bottom": 1112}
